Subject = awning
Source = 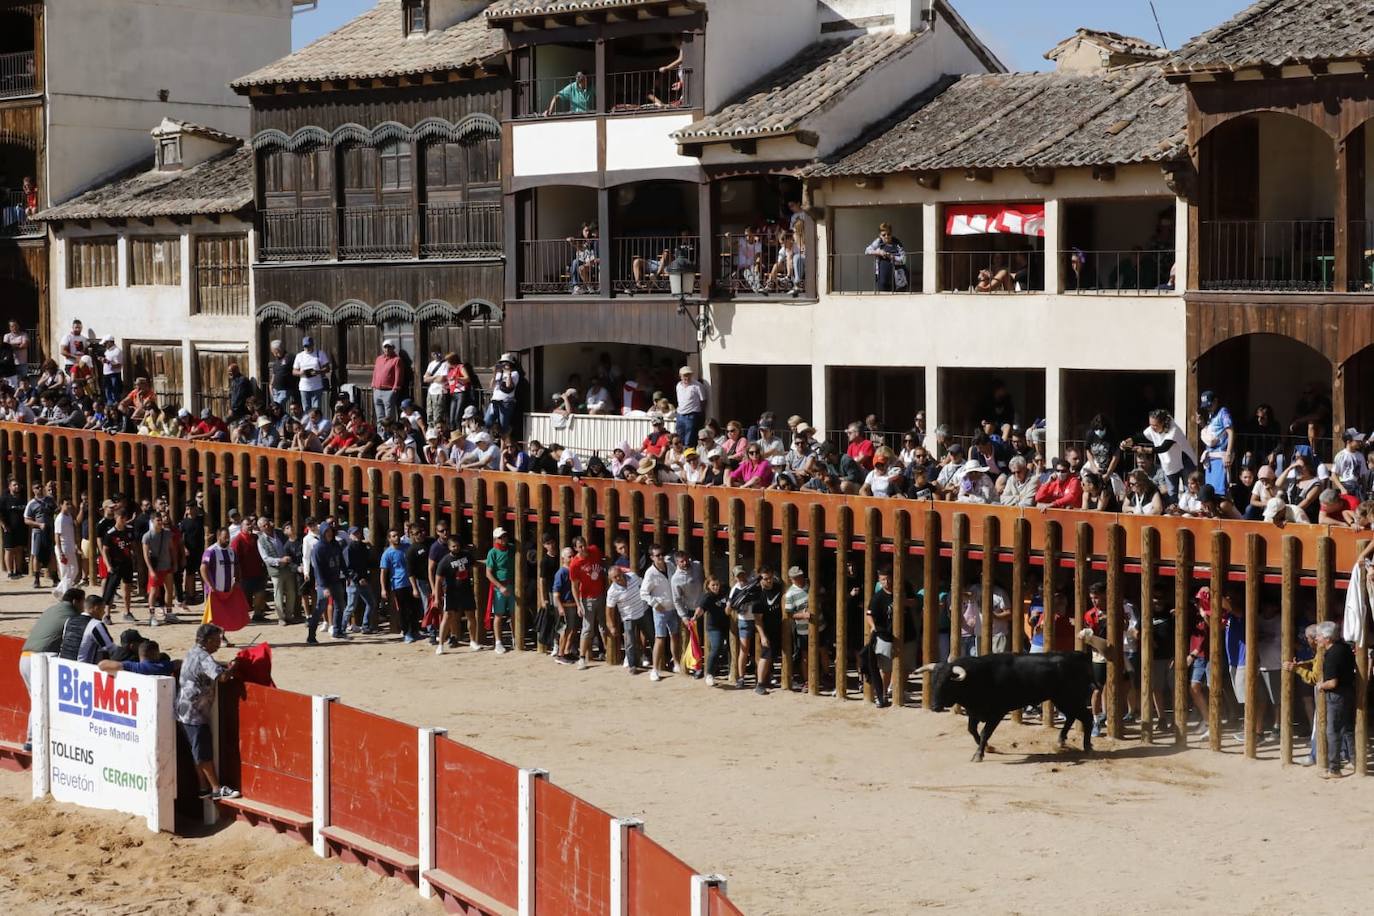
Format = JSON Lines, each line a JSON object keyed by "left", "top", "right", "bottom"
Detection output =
{"left": 945, "top": 204, "right": 1046, "bottom": 237}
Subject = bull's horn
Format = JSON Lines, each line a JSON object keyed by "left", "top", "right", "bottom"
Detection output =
{"left": 951, "top": 665, "right": 967, "bottom": 681}
{"left": 915, "top": 663, "right": 936, "bottom": 674}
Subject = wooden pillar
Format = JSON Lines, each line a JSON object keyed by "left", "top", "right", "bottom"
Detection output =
{"left": 1207, "top": 530, "right": 1228, "bottom": 752}
{"left": 833, "top": 505, "right": 851, "bottom": 699}
{"left": 754, "top": 499, "right": 772, "bottom": 677}
{"left": 1356, "top": 537, "right": 1370, "bottom": 778}
{"left": 921, "top": 509, "right": 940, "bottom": 711}
{"left": 1073, "top": 522, "right": 1090, "bottom": 650}
{"left": 1336, "top": 126, "right": 1366, "bottom": 293}
{"left": 1316, "top": 535, "right": 1334, "bottom": 771}
{"left": 558, "top": 485, "right": 574, "bottom": 554}
{"left": 534, "top": 483, "right": 551, "bottom": 654}
{"left": 861, "top": 507, "right": 878, "bottom": 704}
{"left": 628, "top": 491, "right": 644, "bottom": 571}
{"left": 238, "top": 452, "right": 251, "bottom": 520}
{"left": 727, "top": 498, "right": 744, "bottom": 684}
{"left": 514, "top": 482, "right": 529, "bottom": 651}
{"left": 652, "top": 492, "right": 669, "bottom": 556}
{"left": 1173, "top": 529, "right": 1193, "bottom": 747}
{"left": 408, "top": 472, "right": 424, "bottom": 532}
{"left": 54, "top": 435, "right": 67, "bottom": 503}
{"left": 132, "top": 440, "right": 145, "bottom": 505}
{"left": 220, "top": 449, "right": 233, "bottom": 525}
{"left": 367, "top": 468, "right": 383, "bottom": 562}
{"left": 1244, "top": 533, "right": 1261, "bottom": 760}
{"left": 1139, "top": 526, "right": 1157, "bottom": 743}
{"left": 289, "top": 459, "right": 303, "bottom": 533}
{"left": 1010, "top": 517, "right": 1028, "bottom": 723}
{"left": 699, "top": 494, "right": 716, "bottom": 580}
{"left": 1041, "top": 520, "right": 1061, "bottom": 728}
{"left": 891, "top": 509, "right": 908, "bottom": 707}
{"left": 601, "top": 487, "right": 619, "bottom": 563}
{"left": 949, "top": 513, "right": 967, "bottom": 663}
{"left": 85, "top": 438, "right": 99, "bottom": 581}
{"left": 448, "top": 477, "right": 466, "bottom": 546}
{"left": 979, "top": 515, "right": 998, "bottom": 656}
{"left": 332, "top": 465, "right": 346, "bottom": 524}
{"left": 779, "top": 502, "right": 796, "bottom": 691}
{"left": 1105, "top": 524, "right": 1124, "bottom": 739}
{"left": 471, "top": 476, "right": 488, "bottom": 636}
{"left": 676, "top": 493, "right": 693, "bottom": 558}
{"left": 1280, "top": 535, "right": 1298, "bottom": 767}
{"left": 254, "top": 454, "right": 268, "bottom": 518}
{"left": 806, "top": 503, "right": 822, "bottom": 697}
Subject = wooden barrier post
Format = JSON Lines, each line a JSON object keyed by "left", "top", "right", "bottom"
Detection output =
{"left": 533, "top": 484, "right": 551, "bottom": 653}
{"left": 417, "top": 725, "right": 446, "bottom": 899}
{"left": 220, "top": 448, "right": 234, "bottom": 524}
{"left": 1139, "top": 526, "right": 1157, "bottom": 743}
{"left": 921, "top": 509, "right": 940, "bottom": 711}
{"left": 628, "top": 491, "right": 645, "bottom": 572}
{"left": 255, "top": 454, "right": 269, "bottom": 518}
{"left": 755, "top": 499, "right": 772, "bottom": 678}
{"left": 861, "top": 507, "right": 878, "bottom": 705}
{"left": 86, "top": 438, "right": 100, "bottom": 582}
{"left": 1041, "top": 520, "right": 1060, "bottom": 728}
{"left": 517, "top": 767, "right": 549, "bottom": 916}
{"left": 806, "top": 503, "right": 822, "bottom": 697}
{"left": 1173, "top": 529, "right": 1193, "bottom": 747}
{"left": 677, "top": 493, "right": 692, "bottom": 558}
{"left": 779, "top": 503, "right": 796, "bottom": 692}
{"left": 289, "top": 459, "right": 303, "bottom": 533}
{"left": 557, "top": 485, "right": 573, "bottom": 554}
{"left": 514, "top": 482, "right": 529, "bottom": 651}
{"left": 949, "top": 513, "right": 967, "bottom": 662}
{"left": 980, "top": 515, "right": 998, "bottom": 656}
{"left": 652, "top": 493, "right": 669, "bottom": 556}
{"left": 54, "top": 435, "right": 67, "bottom": 504}
{"left": 1280, "top": 536, "right": 1298, "bottom": 766}
{"left": 1208, "top": 530, "right": 1228, "bottom": 752}
{"left": 1010, "top": 517, "right": 1028, "bottom": 723}
{"left": 1244, "top": 533, "right": 1261, "bottom": 760}
{"left": 833, "top": 505, "right": 851, "bottom": 699}
{"left": 1073, "top": 522, "right": 1090, "bottom": 651}
{"left": 238, "top": 452, "right": 251, "bottom": 521}
{"left": 1315, "top": 535, "right": 1334, "bottom": 771}
{"left": 727, "top": 498, "right": 744, "bottom": 685}
{"left": 333, "top": 465, "right": 348, "bottom": 524}
{"left": 1105, "top": 523, "right": 1124, "bottom": 739}
{"left": 1356, "top": 537, "right": 1370, "bottom": 778}
{"left": 891, "top": 508, "right": 908, "bottom": 707}
{"left": 471, "top": 477, "right": 488, "bottom": 645}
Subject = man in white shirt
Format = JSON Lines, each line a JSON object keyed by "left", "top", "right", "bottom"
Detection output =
{"left": 3, "top": 320, "right": 27, "bottom": 384}
{"left": 486, "top": 353, "right": 521, "bottom": 434}
{"left": 53, "top": 497, "right": 79, "bottom": 599}
{"left": 605, "top": 565, "right": 649, "bottom": 672}
{"left": 639, "top": 544, "right": 677, "bottom": 681}
{"left": 59, "top": 319, "right": 88, "bottom": 371}
{"left": 1332, "top": 428, "right": 1370, "bottom": 500}
{"left": 99, "top": 334, "right": 123, "bottom": 404}
{"left": 422, "top": 349, "right": 449, "bottom": 427}
{"left": 674, "top": 365, "right": 707, "bottom": 446}
{"left": 292, "top": 336, "right": 331, "bottom": 417}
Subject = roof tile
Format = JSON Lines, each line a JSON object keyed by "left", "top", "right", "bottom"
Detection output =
{"left": 36, "top": 147, "right": 253, "bottom": 221}
{"left": 1170, "top": 0, "right": 1374, "bottom": 72}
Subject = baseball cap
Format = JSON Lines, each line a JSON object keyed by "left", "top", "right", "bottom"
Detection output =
{"left": 787, "top": 565, "right": 804, "bottom": 579}
{"left": 302, "top": 336, "right": 314, "bottom": 347}
{"left": 732, "top": 565, "right": 746, "bottom": 576}
{"left": 492, "top": 527, "right": 507, "bottom": 539}
{"left": 463, "top": 405, "right": 477, "bottom": 419}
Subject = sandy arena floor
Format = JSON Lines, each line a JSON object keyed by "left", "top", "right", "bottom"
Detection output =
{"left": 1, "top": 575, "right": 1370, "bottom": 915}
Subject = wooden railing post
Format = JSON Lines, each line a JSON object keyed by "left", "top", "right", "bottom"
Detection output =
{"left": 727, "top": 498, "right": 744, "bottom": 685}
{"left": 220, "top": 448, "right": 234, "bottom": 523}
{"left": 1105, "top": 523, "right": 1124, "bottom": 739}
{"left": 806, "top": 503, "right": 822, "bottom": 697}
{"left": 833, "top": 505, "right": 852, "bottom": 700}
{"left": 471, "top": 476, "right": 488, "bottom": 644}
{"left": 1010, "top": 517, "right": 1028, "bottom": 723}
{"left": 949, "top": 513, "right": 967, "bottom": 663}
{"left": 1356, "top": 537, "right": 1370, "bottom": 778}
{"left": 628, "top": 491, "right": 645, "bottom": 572}
{"left": 1173, "top": 529, "right": 1194, "bottom": 747}
{"left": 333, "top": 465, "right": 348, "bottom": 524}
{"left": 755, "top": 498, "right": 773, "bottom": 678}
{"left": 676, "top": 493, "right": 693, "bottom": 558}
{"left": 1041, "top": 519, "right": 1060, "bottom": 728}
{"left": 891, "top": 508, "right": 908, "bottom": 707}
{"left": 979, "top": 515, "right": 998, "bottom": 656}
{"left": 861, "top": 506, "right": 878, "bottom": 705}
{"left": 534, "top": 483, "right": 551, "bottom": 654}
{"left": 1280, "top": 535, "right": 1298, "bottom": 766}
{"left": 1139, "top": 526, "right": 1157, "bottom": 743}
{"left": 1073, "top": 521, "right": 1090, "bottom": 651}
{"left": 514, "top": 481, "right": 529, "bottom": 651}
{"left": 921, "top": 509, "right": 940, "bottom": 711}
{"left": 779, "top": 502, "right": 796, "bottom": 692}
{"left": 86, "top": 437, "right": 100, "bottom": 582}
{"left": 558, "top": 485, "right": 574, "bottom": 554}
{"left": 1315, "top": 535, "right": 1334, "bottom": 771}
{"left": 255, "top": 454, "right": 269, "bottom": 518}
{"left": 652, "top": 492, "right": 669, "bottom": 556}
{"left": 1208, "top": 530, "right": 1228, "bottom": 752}
{"left": 238, "top": 452, "right": 251, "bottom": 521}
{"left": 1244, "top": 533, "right": 1261, "bottom": 760}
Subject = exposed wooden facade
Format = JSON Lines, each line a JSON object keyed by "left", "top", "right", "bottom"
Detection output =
{"left": 0, "top": 3, "right": 46, "bottom": 353}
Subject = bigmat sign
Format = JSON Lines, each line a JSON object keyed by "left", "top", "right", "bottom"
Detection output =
{"left": 29, "top": 655, "right": 174, "bottom": 832}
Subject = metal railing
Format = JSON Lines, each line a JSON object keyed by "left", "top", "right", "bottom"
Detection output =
{"left": 611, "top": 235, "right": 699, "bottom": 294}
{"left": 606, "top": 67, "right": 693, "bottom": 112}
{"left": 0, "top": 189, "right": 39, "bottom": 238}
{"left": 938, "top": 250, "right": 1045, "bottom": 293}
{"left": 0, "top": 51, "right": 36, "bottom": 100}
{"left": 829, "top": 252, "right": 923, "bottom": 294}
{"left": 421, "top": 201, "right": 502, "bottom": 258}
{"left": 519, "top": 238, "right": 600, "bottom": 295}
{"left": 515, "top": 74, "right": 597, "bottom": 118}
{"left": 1344, "top": 220, "right": 1374, "bottom": 292}
{"left": 1199, "top": 219, "right": 1334, "bottom": 291}
{"left": 714, "top": 233, "right": 798, "bottom": 296}
{"left": 1064, "top": 249, "right": 1176, "bottom": 294}
{"left": 340, "top": 205, "right": 415, "bottom": 260}
{"left": 260, "top": 208, "right": 332, "bottom": 262}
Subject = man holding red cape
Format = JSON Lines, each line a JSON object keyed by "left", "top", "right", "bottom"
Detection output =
{"left": 200, "top": 526, "right": 249, "bottom": 639}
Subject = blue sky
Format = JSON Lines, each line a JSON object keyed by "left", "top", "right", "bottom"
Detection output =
{"left": 292, "top": 0, "right": 1241, "bottom": 72}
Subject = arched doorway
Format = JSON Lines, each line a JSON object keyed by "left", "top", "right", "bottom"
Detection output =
{"left": 1341, "top": 343, "right": 1374, "bottom": 438}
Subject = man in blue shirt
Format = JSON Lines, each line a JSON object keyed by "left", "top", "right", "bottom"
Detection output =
{"left": 311, "top": 524, "right": 347, "bottom": 644}
{"left": 379, "top": 528, "right": 419, "bottom": 643}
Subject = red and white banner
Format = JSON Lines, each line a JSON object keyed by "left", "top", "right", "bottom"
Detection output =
{"left": 945, "top": 204, "right": 1046, "bottom": 237}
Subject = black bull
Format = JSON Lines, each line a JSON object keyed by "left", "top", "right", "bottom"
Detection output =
{"left": 918, "top": 652, "right": 1095, "bottom": 762}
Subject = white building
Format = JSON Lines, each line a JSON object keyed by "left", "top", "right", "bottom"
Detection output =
{"left": 39, "top": 120, "right": 257, "bottom": 416}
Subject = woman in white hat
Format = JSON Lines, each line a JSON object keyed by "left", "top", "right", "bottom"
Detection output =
{"left": 955, "top": 458, "right": 995, "bottom": 504}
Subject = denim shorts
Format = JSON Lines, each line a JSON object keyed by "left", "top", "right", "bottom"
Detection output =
{"left": 179, "top": 721, "right": 213, "bottom": 764}
{"left": 737, "top": 617, "right": 756, "bottom": 639}
{"left": 1189, "top": 655, "right": 1208, "bottom": 685}
{"left": 653, "top": 609, "right": 679, "bottom": 639}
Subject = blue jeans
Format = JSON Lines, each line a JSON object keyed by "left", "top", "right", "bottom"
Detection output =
{"left": 676, "top": 412, "right": 701, "bottom": 447}
{"left": 706, "top": 627, "right": 729, "bottom": 677}
{"left": 312, "top": 581, "right": 346, "bottom": 639}
{"left": 101, "top": 373, "right": 122, "bottom": 405}
{"left": 960, "top": 634, "right": 978, "bottom": 658}
{"left": 301, "top": 388, "right": 325, "bottom": 416}
{"left": 272, "top": 389, "right": 290, "bottom": 408}
{"left": 486, "top": 399, "right": 517, "bottom": 436}
{"left": 372, "top": 389, "right": 398, "bottom": 425}
{"left": 346, "top": 579, "right": 376, "bottom": 631}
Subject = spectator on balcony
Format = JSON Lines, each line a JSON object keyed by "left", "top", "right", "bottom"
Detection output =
{"left": 97, "top": 335, "right": 122, "bottom": 404}
{"left": 266, "top": 340, "right": 295, "bottom": 409}
{"left": 1121, "top": 409, "right": 1196, "bottom": 499}
{"left": 585, "top": 376, "right": 614, "bottom": 416}
{"left": 225, "top": 362, "right": 255, "bottom": 422}
{"left": 4, "top": 320, "right": 28, "bottom": 382}
{"left": 728, "top": 444, "right": 773, "bottom": 489}
{"left": 1318, "top": 488, "right": 1355, "bottom": 527}
{"left": 647, "top": 39, "right": 687, "bottom": 107}
{"left": 486, "top": 353, "right": 522, "bottom": 435}
{"left": 975, "top": 256, "right": 1012, "bottom": 293}
{"left": 865, "top": 223, "right": 909, "bottom": 292}
{"left": 727, "top": 226, "right": 765, "bottom": 293}
{"left": 765, "top": 230, "right": 800, "bottom": 294}
{"left": 674, "top": 365, "right": 706, "bottom": 447}
{"left": 1278, "top": 450, "right": 1324, "bottom": 522}
{"left": 1240, "top": 403, "right": 1283, "bottom": 469}
{"left": 370, "top": 340, "right": 404, "bottom": 424}
{"left": 420, "top": 347, "right": 447, "bottom": 426}
{"left": 1197, "top": 390, "right": 1234, "bottom": 494}
{"left": 786, "top": 202, "right": 809, "bottom": 294}
{"left": 566, "top": 222, "right": 600, "bottom": 294}
{"left": 1080, "top": 472, "right": 1118, "bottom": 512}
{"left": 546, "top": 71, "right": 594, "bottom": 116}
{"left": 293, "top": 336, "right": 331, "bottom": 417}
{"left": 1034, "top": 458, "right": 1082, "bottom": 509}
{"left": 956, "top": 459, "right": 995, "bottom": 504}
{"left": 1332, "top": 428, "right": 1370, "bottom": 500}
{"left": 444, "top": 353, "right": 474, "bottom": 428}
{"left": 860, "top": 448, "right": 903, "bottom": 497}
{"left": 630, "top": 243, "right": 671, "bottom": 292}
{"left": 188, "top": 407, "right": 228, "bottom": 443}
{"left": 1289, "top": 382, "right": 1332, "bottom": 458}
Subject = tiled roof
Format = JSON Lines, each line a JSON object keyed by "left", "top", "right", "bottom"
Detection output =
{"left": 809, "top": 64, "right": 1186, "bottom": 177}
{"left": 673, "top": 31, "right": 918, "bottom": 143}
{"left": 35, "top": 147, "right": 254, "bottom": 221}
{"left": 1045, "top": 28, "right": 1167, "bottom": 62}
{"left": 232, "top": 0, "right": 504, "bottom": 89}
{"left": 485, "top": 0, "right": 673, "bottom": 21}
{"left": 153, "top": 119, "right": 242, "bottom": 145}
{"left": 1169, "top": 0, "right": 1374, "bottom": 73}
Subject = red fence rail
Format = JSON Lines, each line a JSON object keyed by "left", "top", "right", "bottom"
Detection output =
{"left": 218, "top": 681, "right": 312, "bottom": 819}
{"left": 433, "top": 737, "right": 520, "bottom": 909}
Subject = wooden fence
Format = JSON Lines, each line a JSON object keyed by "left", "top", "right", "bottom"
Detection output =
{"left": 1, "top": 423, "right": 1367, "bottom": 774}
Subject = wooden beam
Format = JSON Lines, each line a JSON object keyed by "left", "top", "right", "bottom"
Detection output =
{"left": 853, "top": 175, "right": 883, "bottom": 190}
{"left": 1023, "top": 166, "right": 1054, "bottom": 185}
{"left": 1309, "top": 60, "right": 1329, "bottom": 76}
{"left": 679, "top": 142, "right": 703, "bottom": 158}
{"left": 963, "top": 167, "right": 992, "bottom": 183}
{"left": 794, "top": 130, "right": 820, "bottom": 148}
{"left": 169, "top": 214, "right": 191, "bottom": 226}
{"left": 136, "top": 216, "right": 155, "bottom": 227}
{"left": 205, "top": 213, "right": 221, "bottom": 224}
{"left": 1091, "top": 164, "right": 1116, "bottom": 182}
{"left": 728, "top": 138, "right": 756, "bottom": 155}
{"left": 1258, "top": 63, "right": 1282, "bottom": 80}
{"left": 105, "top": 217, "right": 126, "bottom": 228}
{"left": 914, "top": 171, "right": 940, "bottom": 190}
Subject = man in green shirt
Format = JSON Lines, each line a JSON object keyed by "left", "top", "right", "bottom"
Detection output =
{"left": 546, "top": 71, "right": 594, "bottom": 115}
{"left": 486, "top": 527, "right": 515, "bottom": 654}
{"left": 19, "top": 587, "right": 85, "bottom": 749}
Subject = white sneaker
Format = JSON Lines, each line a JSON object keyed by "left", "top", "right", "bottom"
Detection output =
{"left": 622, "top": 655, "right": 630, "bottom": 668}
{"left": 435, "top": 643, "right": 444, "bottom": 656}
{"left": 469, "top": 641, "right": 481, "bottom": 652}
{"left": 649, "top": 670, "right": 661, "bottom": 682}
{"left": 494, "top": 643, "right": 508, "bottom": 655}
{"left": 705, "top": 675, "right": 715, "bottom": 687}
{"left": 576, "top": 658, "right": 588, "bottom": 671}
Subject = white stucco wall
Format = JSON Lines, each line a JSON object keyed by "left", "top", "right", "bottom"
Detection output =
{"left": 43, "top": 0, "right": 293, "bottom": 204}
{"left": 604, "top": 113, "right": 697, "bottom": 172}
{"left": 49, "top": 215, "right": 258, "bottom": 399}
{"left": 512, "top": 119, "right": 599, "bottom": 177}
{"left": 702, "top": 0, "right": 817, "bottom": 112}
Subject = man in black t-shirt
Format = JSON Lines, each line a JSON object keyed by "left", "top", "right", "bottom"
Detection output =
{"left": 754, "top": 566, "right": 784, "bottom": 695}
{"left": 1318, "top": 622, "right": 1357, "bottom": 778}
{"left": 434, "top": 536, "right": 477, "bottom": 654}
{"left": 267, "top": 340, "right": 297, "bottom": 408}
{"left": 179, "top": 503, "right": 207, "bottom": 602}
{"left": 101, "top": 510, "right": 137, "bottom": 622}
{"left": 404, "top": 522, "right": 434, "bottom": 615}
{"left": 696, "top": 575, "right": 729, "bottom": 685}
{"left": 0, "top": 478, "right": 26, "bottom": 578}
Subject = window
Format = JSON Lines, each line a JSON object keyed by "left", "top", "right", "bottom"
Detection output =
{"left": 194, "top": 348, "right": 248, "bottom": 418}
{"left": 379, "top": 141, "right": 412, "bottom": 192}
{"left": 67, "top": 237, "right": 119, "bottom": 288}
{"left": 404, "top": 0, "right": 427, "bottom": 34}
{"left": 158, "top": 137, "right": 182, "bottom": 170}
{"left": 423, "top": 136, "right": 501, "bottom": 201}
{"left": 194, "top": 235, "right": 249, "bottom": 315}
{"left": 129, "top": 236, "right": 182, "bottom": 286}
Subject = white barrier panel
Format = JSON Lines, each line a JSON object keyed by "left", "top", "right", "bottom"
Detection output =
{"left": 37, "top": 656, "right": 174, "bottom": 832}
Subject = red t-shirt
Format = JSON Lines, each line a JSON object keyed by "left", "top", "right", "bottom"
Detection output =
{"left": 846, "top": 439, "right": 875, "bottom": 471}
{"left": 568, "top": 545, "right": 606, "bottom": 599}
{"left": 195, "top": 417, "right": 228, "bottom": 439}
{"left": 233, "top": 529, "right": 266, "bottom": 579}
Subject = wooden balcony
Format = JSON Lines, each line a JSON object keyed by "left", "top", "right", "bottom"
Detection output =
{"left": 259, "top": 203, "right": 502, "bottom": 264}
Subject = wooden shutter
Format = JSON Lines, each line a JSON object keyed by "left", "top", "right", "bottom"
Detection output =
{"left": 67, "top": 237, "right": 118, "bottom": 288}
{"left": 194, "top": 348, "right": 248, "bottom": 418}
{"left": 194, "top": 235, "right": 249, "bottom": 315}
{"left": 128, "top": 237, "right": 181, "bottom": 286}
{"left": 126, "top": 343, "right": 185, "bottom": 409}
